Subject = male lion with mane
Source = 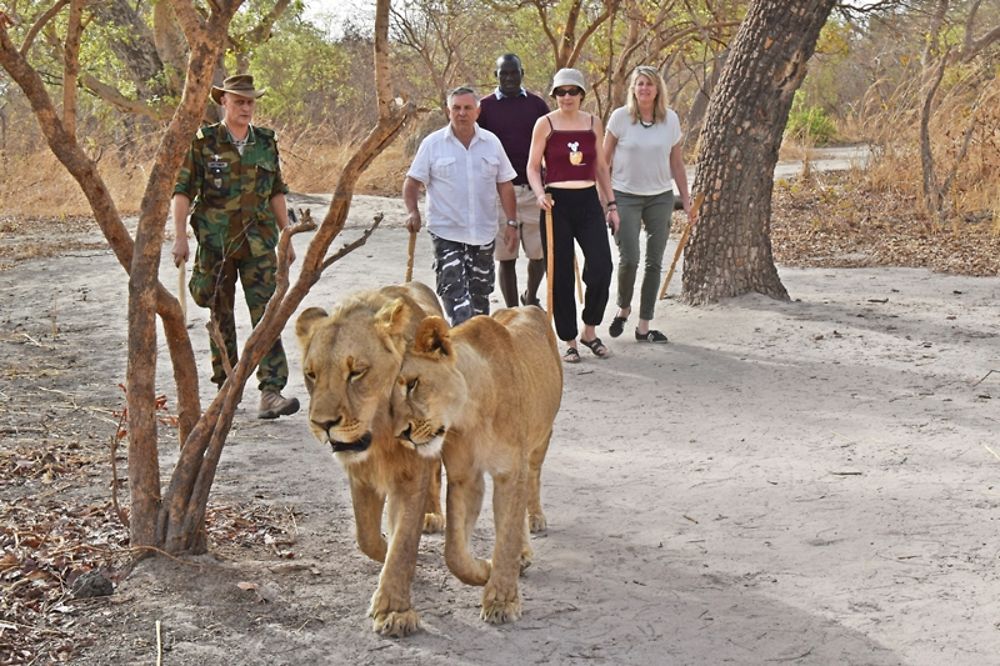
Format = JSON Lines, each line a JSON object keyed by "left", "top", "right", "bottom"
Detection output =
{"left": 295, "top": 281, "right": 444, "bottom": 637}
{"left": 392, "top": 306, "right": 563, "bottom": 624}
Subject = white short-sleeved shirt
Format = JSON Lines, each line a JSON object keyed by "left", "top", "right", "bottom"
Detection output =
{"left": 407, "top": 124, "right": 517, "bottom": 245}
{"left": 606, "top": 106, "right": 682, "bottom": 196}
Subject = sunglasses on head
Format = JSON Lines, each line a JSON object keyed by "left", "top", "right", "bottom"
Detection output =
{"left": 553, "top": 87, "right": 582, "bottom": 97}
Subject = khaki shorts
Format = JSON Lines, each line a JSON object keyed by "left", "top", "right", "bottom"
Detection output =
{"left": 494, "top": 184, "right": 543, "bottom": 261}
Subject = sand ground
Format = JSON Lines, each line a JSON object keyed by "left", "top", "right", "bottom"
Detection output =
{"left": 2, "top": 191, "right": 998, "bottom": 665}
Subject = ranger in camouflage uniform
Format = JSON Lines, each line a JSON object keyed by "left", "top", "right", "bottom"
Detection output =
{"left": 171, "top": 74, "right": 299, "bottom": 420}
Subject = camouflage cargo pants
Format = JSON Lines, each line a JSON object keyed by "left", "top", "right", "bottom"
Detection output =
{"left": 189, "top": 242, "right": 288, "bottom": 392}
{"left": 430, "top": 233, "right": 495, "bottom": 326}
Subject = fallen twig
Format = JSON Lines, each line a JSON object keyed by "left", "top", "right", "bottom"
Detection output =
{"left": 972, "top": 369, "right": 997, "bottom": 386}
{"left": 156, "top": 619, "right": 162, "bottom": 666}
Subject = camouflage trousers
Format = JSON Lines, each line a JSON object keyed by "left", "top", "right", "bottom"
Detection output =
{"left": 189, "top": 242, "right": 288, "bottom": 392}
{"left": 430, "top": 233, "right": 495, "bottom": 326}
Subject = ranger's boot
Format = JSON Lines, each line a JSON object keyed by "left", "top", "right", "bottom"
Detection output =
{"left": 258, "top": 390, "right": 300, "bottom": 420}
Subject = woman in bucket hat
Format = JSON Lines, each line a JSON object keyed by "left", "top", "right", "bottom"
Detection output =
{"left": 526, "top": 68, "right": 618, "bottom": 363}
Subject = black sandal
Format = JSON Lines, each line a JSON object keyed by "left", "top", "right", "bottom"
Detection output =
{"left": 609, "top": 315, "right": 628, "bottom": 338}
{"left": 580, "top": 337, "right": 612, "bottom": 359}
{"left": 635, "top": 329, "right": 669, "bottom": 344}
{"left": 562, "top": 346, "right": 581, "bottom": 363}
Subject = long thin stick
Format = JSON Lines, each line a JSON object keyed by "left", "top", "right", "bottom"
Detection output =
{"left": 658, "top": 192, "right": 705, "bottom": 300}
{"left": 573, "top": 252, "right": 583, "bottom": 304}
{"left": 178, "top": 262, "right": 187, "bottom": 323}
{"left": 544, "top": 195, "right": 555, "bottom": 325}
{"left": 155, "top": 619, "right": 162, "bottom": 666}
{"left": 404, "top": 229, "right": 417, "bottom": 282}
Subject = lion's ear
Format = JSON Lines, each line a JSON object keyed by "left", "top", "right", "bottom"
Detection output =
{"left": 295, "top": 307, "right": 328, "bottom": 348}
{"left": 374, "top": 298, "right": 411, "bottom": 340}
{"left": 413, "top": 317, "right": 453, "bottom": 358}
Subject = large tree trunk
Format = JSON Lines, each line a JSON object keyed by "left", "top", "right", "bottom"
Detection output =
{"left": 682, "top": 0, "right": 836, "bottom": 305}
{"left": 91, "top": 0, "right": 171, "bottom": 101}
{"left": 684, "top": 49, "right": 727, "bottom": 153}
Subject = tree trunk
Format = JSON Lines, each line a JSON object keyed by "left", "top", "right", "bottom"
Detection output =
{"left": 90, "top": 0, "right": 172, "bottom": 101}
{"left": 684, "top": 49, "right": 727, "bottom": 153}
{"left": 682, "top": 0, "right": 836, "bottom": 305}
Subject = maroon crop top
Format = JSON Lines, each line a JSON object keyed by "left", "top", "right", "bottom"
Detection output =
{"left": 543, "top": 116, "right": 597, "bottom": 183}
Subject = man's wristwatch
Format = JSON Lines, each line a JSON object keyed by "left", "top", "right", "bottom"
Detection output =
{"left": 506, "top": 220, "right": 519, "bottom": 228}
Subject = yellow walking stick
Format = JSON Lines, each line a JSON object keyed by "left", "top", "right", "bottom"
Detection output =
{"left": 544, "top": 195, "right": 555, "bottom": 325}
{"left": 178, "top": 260, "right": 187, "bottom": 324}
{"left": 405, "top": 229, "right": 417, "bottom": 282}
{"left": 574, "top": 253, "right": 583, "bottom": 304}
{"left": 658, "top": 192, "right": 705, "bottom": 300}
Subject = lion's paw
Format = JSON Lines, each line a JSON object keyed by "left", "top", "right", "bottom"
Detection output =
{"left": 423, "top": 511, "right": 445, "bottom": 534}
{"left": 519, "top": 547, "right": 534, "bottom": 574}
{"left": 372, "top": 608, "right": 421, "bottom": 637}
{"left": 480, "top": 583, "right": 522, "bottom": 624}
{"left": 528, "top": 512, "right": 547, "bottom": 533}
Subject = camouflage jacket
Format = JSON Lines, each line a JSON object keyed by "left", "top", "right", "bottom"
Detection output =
{"left": 173, "top": 123, "right": 289, "bottom": 256}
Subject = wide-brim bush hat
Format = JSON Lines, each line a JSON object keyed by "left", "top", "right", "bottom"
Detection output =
{"left": 211, "top": 75, "right": 266, "bottom": 104}
{"left": 549, "top": 68, "right": 587, "bottom": 95}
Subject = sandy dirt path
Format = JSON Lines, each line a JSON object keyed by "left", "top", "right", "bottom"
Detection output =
{"left": 3, "top": 192, "right": 998, "bottom": 665}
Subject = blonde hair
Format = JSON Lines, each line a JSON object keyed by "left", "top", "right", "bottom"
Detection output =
{"left": 625, "top": 66, "right": 668, "bottom": 125}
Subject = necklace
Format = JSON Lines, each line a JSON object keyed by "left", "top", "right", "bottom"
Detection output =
{"left": 639, "top": 118, "right": 655, "bottom": 128}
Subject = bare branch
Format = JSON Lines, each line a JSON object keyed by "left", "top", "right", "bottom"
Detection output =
{"left": 20, "top": 0, "right": 70, "bottom": 56}
{"left": 62, "top": 0, "right": 85, "bottom": 136}
{"left": 321, "top": 214, "right": 384, "bottom": 271}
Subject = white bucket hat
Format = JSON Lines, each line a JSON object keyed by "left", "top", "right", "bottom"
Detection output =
{"left": 549, "top": 68, "right": 587, "bottom": 95}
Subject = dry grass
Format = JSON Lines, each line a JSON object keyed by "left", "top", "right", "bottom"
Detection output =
{"left": 771, "top": 168, "right": 1000, "bottom": 276}
{"left": 2, "top": 116, "right": 996, "bottom": 276}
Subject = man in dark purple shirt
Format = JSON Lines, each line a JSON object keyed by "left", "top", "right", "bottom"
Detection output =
{"left": 478, "top": 53, "right": 551, "bottom": 308}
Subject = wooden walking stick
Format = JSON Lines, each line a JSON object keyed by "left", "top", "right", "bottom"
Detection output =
{"left": 573, "top": 252, "right": 583, "bottom": 304}
{"left": 658, "top": 192, "right": 705, "bottom": 300}
{"left": 544, "top": 194, "right": 555, "bottom": 324}
{"left": 178, "top": 260, "right": 187, "bottom": 324}
{"left": 404, "top": 229, "right": 417, "bottom": 282}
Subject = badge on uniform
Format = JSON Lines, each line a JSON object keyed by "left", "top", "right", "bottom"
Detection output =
{"left": 208, "top": 154, "right": 228, "bottom": 189}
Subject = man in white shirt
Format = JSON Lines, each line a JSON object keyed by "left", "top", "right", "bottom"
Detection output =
{"left": 404, "top": 86, "right": 518, "bottom": 325}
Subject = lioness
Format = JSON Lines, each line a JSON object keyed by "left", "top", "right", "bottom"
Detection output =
{"left": 295, "top": 282, "right": 444, "bottom": 637}
{"left": 391, "top": 306, "right": 563, "bottom": 624}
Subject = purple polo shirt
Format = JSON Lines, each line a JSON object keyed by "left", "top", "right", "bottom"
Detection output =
{"left": 478, "top": 89, "right": 550, "bottom": 185}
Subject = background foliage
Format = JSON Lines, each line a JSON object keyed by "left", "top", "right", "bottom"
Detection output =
{"left": 0, "top": 0, "right": 997, "bottom": 226}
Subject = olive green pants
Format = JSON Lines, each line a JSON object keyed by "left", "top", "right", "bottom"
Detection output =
{"left": 613, "top": 189, "right": 674, "bottom": 322}
{"left": 189, "top": 242, "right": 288, "bottom": 392}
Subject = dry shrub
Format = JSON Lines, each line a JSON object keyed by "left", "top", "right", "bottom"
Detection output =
{"left": 852, "top": 75, "right": 1000, "bottom": 230}
{"left": 281, "top": 119, "right": 427, "bottom": 197}
{"left": 772, "top": 168, "right": 1000, "bottom": 276}
{"left": 0, "top": 149, "right": 150, "bottom": 218}
{"left": 0, "top": 120, "right": 417, "bottom": 220}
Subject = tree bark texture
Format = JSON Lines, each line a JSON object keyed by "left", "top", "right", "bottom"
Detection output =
{"left": 90, "top": 0, "right": 170, "bottom": 100}
{"left": 682, "top": 0, "right": 836, "bottom": 305}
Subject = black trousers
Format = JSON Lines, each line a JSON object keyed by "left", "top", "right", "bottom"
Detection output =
{"left": 540, "top": 186, "right": 613, "bottom": 342}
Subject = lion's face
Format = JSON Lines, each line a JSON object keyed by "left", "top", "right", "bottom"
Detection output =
{"left": 296, "top": 297, "right": 416, "bottom": 464}
{"left": 391, "top": 317, "right": 467, "bottom": 460}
